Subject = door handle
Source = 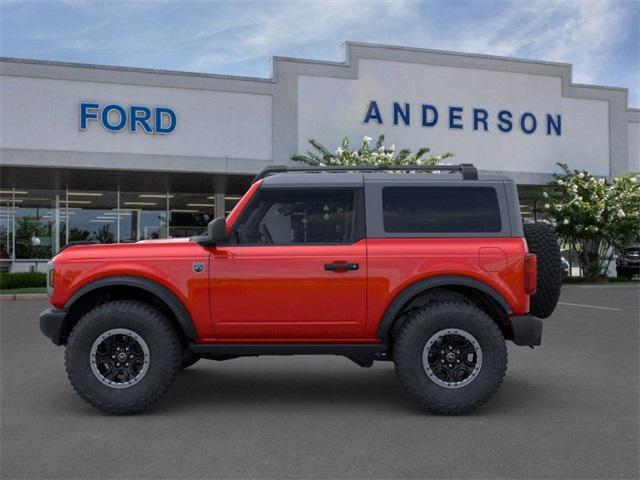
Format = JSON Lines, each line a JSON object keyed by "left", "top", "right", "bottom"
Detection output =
{"left": 324, "top": 262, "right": 359, "bottom": 271}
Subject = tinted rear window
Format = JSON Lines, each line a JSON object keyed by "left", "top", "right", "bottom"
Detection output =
{"left": 382, "top": 186, "right": 502, "bottom": 233}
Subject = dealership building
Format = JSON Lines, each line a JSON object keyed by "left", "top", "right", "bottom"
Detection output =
{"left": 1, "top": 41, "right": 638, "bottom": 268}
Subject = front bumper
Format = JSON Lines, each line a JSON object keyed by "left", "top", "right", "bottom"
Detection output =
{"left": 510, "top": 314, "right": 542, "bottom": 346}
{"left": 39, "top": 308, "right": 68, "bottom": 346}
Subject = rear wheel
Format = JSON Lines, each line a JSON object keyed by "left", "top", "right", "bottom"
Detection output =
{"left": 394, "top": 301, "right": 507, "bottom": 414}
{"left": 65, "top": 300, "right": 181, "bottom": 415}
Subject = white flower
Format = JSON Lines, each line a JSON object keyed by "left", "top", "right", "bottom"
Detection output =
{"left": 598, "top": 178, "right": 605, "bottom": 184}
{"left": 572, "top": 185, "right": 578, "bottom": 192}
{"left": 378, "top": 146, "right": 384, "bottom": 153}
{"left": 371, "top": 152, "right": 378, "bottom": 158}
{"left": 544, "top": 203, "right": 550, "bottom": 209}
{"left": 363, "top": 136, "right": 372, "bottom": 143}
{"left": 563, "top": 219, "right": 569, "bottom": 225}
{"left": 557, "top": 179, "right": 564, "bottom": 185}
{"left": 618, "top": 209, "right": 626, "bottom": 218}
{"left": 578, "top": 172, "right": 584, "bottom": 178}
{"left": 335, "top": 147, "right": 343, "bottom": 156}
{"left": 390, "top": 144, "right": 395, "bottom": 152}
{"left": 351, "top": 151, "right": 359, "bottom": 158}
{"left": 542, "top": 191, "right": 548, "bottom": 198}
{"left": 555, "top": 204, "right": 562, "bottom": 210}
{"left": 576, "top": 196, "right": 582, "bottom": 201}
{"left": 632, "top": 176, "right": 638, "bottom": 183}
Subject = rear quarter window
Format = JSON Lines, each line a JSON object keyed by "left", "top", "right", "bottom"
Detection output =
{"left": 382, "top": 186, "right": 502, "bottom": 233}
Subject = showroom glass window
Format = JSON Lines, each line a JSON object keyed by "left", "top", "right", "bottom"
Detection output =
{"left": 232, "top": 189, "right": 356, "bottom": 245}
{"left": 169, "top": 192, "right": 216, "bottom": 238}
{"left": 66, "top": 190, "right": 118, "bottom": 245}
{"left": 13, "top": 189, "right": 67, "bottom": 259}
{"left": 0, "top": 189, "right": 225, "bottom": 256}
{"left": 0, "top": 193, "right": 15, "bottom": 264}
{"left": 119, "top": 192, "right": 169, "bottom": 240}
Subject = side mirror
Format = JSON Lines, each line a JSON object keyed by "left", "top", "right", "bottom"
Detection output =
{"left": 208, "top": 217, "right": 227, "bottom": 244}
{"left": 192, "top": 217, "right": 227, "bottom": 247}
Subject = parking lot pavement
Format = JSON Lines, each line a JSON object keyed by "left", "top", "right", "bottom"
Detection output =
{"left": 1, "top": 286, "right": 638, "bottom": 480}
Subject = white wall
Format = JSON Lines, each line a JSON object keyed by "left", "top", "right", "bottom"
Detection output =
{"left": 628, "top": 122, "right": 640, "bottom": 172}
{"left": 0, "top": 76, "right": 272, "bottom": 161}
{"left": 298, "top": 59, "right": 611, "bottom": 177}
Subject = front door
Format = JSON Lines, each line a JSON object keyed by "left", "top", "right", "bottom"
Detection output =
{"left": 210, "top": 187, "right": 366, "bottom": 341}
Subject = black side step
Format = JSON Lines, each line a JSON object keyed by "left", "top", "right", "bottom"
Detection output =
{"left": 190, "top": 343, "right": 387, "bottom": 356}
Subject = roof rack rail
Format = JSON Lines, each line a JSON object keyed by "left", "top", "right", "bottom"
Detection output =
{"left": 252, "top": 163, "right": 478, "bottom": 183}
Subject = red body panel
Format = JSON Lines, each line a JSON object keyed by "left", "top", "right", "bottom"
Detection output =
{"left": 225, "top": 179, "right": 262, "bottom": 236}
{"left": 364, "top": 238, "right": 529, "bottom": 338}
{"left": 50, "top": 182, "right": 531, "bottom": 344}
{"left": 50, "top": 239, "right": 213, "bottom": 338}
{"left": 206, "top": 240, "right": 367, "bottom": 342}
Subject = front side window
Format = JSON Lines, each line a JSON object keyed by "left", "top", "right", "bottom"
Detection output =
{"left": 233, "top": 189, "right": 356, "bottom": 245}
{"left": 383, "top": 186, "right": 502, "bottom": 233}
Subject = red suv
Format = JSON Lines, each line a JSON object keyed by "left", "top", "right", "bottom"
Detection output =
{"left": 40, "top": 164, "right": 561, "bottom": 414}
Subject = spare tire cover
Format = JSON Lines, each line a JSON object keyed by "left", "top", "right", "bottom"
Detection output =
{"left": 523, "top": 222, "right": 562, "bottom": 319}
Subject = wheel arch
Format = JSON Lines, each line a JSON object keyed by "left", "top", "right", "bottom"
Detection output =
{"left": 61, "top": 275, "right": 196, "bottom": 344}
{"left": 376, "top": 275, "right": 513, "bottom": 340}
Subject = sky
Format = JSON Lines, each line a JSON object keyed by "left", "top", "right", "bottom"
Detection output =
{"left": 1, "top": 0, "right": 639, "bottom": 106}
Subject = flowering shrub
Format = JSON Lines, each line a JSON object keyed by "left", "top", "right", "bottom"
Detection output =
{"left": 541, "top": 163, "right": 640, "bottom": 280}
{"left": 292, "top": 135, "right": 453, "bottom": 167}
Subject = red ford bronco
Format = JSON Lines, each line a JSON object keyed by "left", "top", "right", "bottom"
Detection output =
{"left": 40, "top": 164, "right": 562, "bottom": 415}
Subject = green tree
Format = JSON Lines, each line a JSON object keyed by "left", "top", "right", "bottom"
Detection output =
{"left": 542, "top": 163, "right": 640, "bottom": 281}
{"left": 292, "top": 134, "right": 453, "bottom": 167}
{"left": 92, "top": 225, "right": 114, "bottom": 244}
{"left": 15, "top": 216, "right": 49, "bottom": 259}
{"left": 68, "top": 227, "right": 91, "bottom": 243}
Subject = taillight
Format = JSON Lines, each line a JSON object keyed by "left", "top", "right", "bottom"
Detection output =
{"left": 524, "top": 253, "right": 537, "bottom": 295}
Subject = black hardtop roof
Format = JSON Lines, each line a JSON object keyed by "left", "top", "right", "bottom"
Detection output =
{"left": 257, "top": 164, "right": 515, "bottom": 188}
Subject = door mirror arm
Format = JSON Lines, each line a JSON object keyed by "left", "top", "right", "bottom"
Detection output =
{"left": 190, "top": 217, "right": 227, "bottom": 247}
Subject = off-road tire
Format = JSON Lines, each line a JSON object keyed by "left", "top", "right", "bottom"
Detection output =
{"left": 523, "top": 222, "right": 562, "bottom": 318}
{"left": 180, "top": 349, "right": 200, "bottom": 370}
{"left": 394, "top": 301, "right": 507, "bottom": 415}
{"left": 65, "top": 300, "right": 181, "bottom": 415}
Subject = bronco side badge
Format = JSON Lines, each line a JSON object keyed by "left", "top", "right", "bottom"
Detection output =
{"left": 192, "top": 262, "right": 205, "bottom": 273}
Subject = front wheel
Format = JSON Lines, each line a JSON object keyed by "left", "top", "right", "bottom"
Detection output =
{"left": 65, "top": 300, "right": 182, "bottom": 415}
{"left": 393, "top": 301, "right": 507, "bottom": 414}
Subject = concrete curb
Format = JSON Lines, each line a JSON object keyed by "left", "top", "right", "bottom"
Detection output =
{"left": 0, "top": 293, "right": 48, "bottom": 301}
{"left": 562, "top": 284, "right": 640, "bottom": 289}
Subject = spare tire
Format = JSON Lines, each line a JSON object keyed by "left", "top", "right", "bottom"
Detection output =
{"left": 523, "top": 222, "right": 562, "bottom": 318}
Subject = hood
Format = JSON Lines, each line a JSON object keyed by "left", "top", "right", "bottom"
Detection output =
{"left": 53, "top": 237, "right": 199, "bottom": 263}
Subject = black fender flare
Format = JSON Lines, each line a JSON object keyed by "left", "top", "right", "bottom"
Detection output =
{"left": 65, "top": 275, "right": 196, "bottom": 339}
{"left": 376, "top": 275, "right": 512, "bottom": 339}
